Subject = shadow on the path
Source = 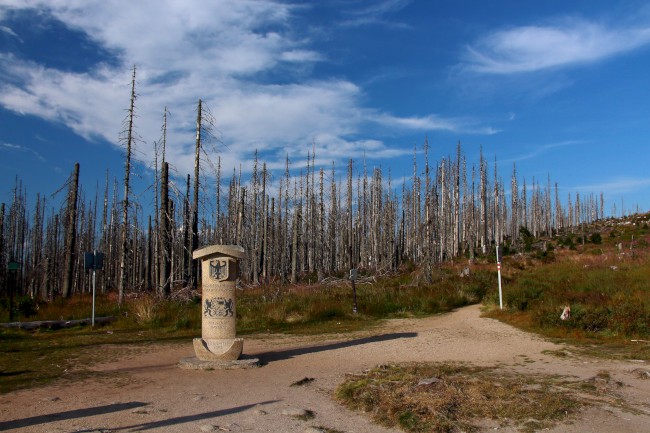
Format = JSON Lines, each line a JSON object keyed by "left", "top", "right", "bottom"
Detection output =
{"left": 116, "top": 400, "right": 279, "bottom": 432}
{"left": 256, "top": 332, "right": 418, "bottom": 364}
{"left": 0, "top": 401, "right": 148, "bottom": 431}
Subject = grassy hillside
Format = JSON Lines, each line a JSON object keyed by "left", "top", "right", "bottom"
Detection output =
{"left": 483, "top": 212, "right": 650, "bottom": 360}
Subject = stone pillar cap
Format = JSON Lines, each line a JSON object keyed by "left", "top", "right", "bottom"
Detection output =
{"left": 193, "top": 245, "right": 245, "bottom": 260}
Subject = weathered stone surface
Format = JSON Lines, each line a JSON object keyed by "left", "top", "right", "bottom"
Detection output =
{"left": 193, "top": 337, "right": 243, "bottom": 361}
{"left": 191, "top": 244, "right": 246, "bottom": 362}
{"left": 178, "top": 356, "right": 260, "bottom": 370}
{"left": 193, "top": 245, "right": 245, "bottom": 260}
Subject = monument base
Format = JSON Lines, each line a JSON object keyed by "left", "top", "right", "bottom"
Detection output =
{"left": 193, "top": 337, "right": 244, "bottom": 361}
{"left": 178, "top": 355, "right": 261, "bottom": 370}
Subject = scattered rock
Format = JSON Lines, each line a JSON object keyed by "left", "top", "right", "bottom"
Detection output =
{"left": 291, "top": 377, "right": 315, "bottom": 387}
{"left": 43, "top": 396, "right": 60, "bottom": 402}
{"left": 200, "top": 425, "right": 218, "bottom": 432}
{"left": 632, "top": 369, "right": 650, "bottom": 380}
{"left": 131, "top": 407, "right": 151, "bottom": 414}
{"left": 254, "top": 409, "right": 268, "bottom": 415}
{"left": 417, "top": 377, "right": 442, "bottom": 386}
{"left": 305, "top": 428, "right": 327, "bottom": 433}
{"left": 521, "top": 384, "right": 543, "bottom": 391}
{"left": 282, "top": 408, "right": 315, "bottom": 420}
{"left": 193, "top": 395, "right": 205, "bottom": 401}
{"left": 283, "top": 408, "right": 309, "bottom": 417}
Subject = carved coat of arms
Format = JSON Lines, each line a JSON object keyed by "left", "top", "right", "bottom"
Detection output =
{"left": 209, "top": 258, "right": 230, "bottom": 281}
{"left": 204, "top": 297, "right": 234, "bottom": 317}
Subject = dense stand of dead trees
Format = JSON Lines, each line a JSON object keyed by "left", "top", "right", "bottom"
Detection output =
{"left": 0, "top": 71, "right": 613, "bottom": 304}
{"left": 0, "top": 137, "right": 610, "bottom": 304}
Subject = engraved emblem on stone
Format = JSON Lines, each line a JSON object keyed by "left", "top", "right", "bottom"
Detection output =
{"left": 204, "top": 297, "right": 234, "bottom": 317}
{"left": 209, "top": 258, "right": 229, "bottom": 281}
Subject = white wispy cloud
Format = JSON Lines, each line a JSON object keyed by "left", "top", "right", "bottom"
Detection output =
{"left": 572, "top": 177, "right": 650, "bottom": 195}
{"left": 0, "top": 24, "right": 21, "bottom": 41}
{"left": 341, "top": 0, "right": 413, "bottom": 28}
{"left": 1, "top": 140, "right": 45, "bottom": 161}
{"left": 0, "top": 0, "right": 491, "bottom": 180}
{"left": 502, "top": 140, "right": 587, "bottom": 164}
{"left": 371, "top": 113, "right": 499, "bottom": 135}
{"left": 463, "top": 18, "right": 650, "bottom": 74}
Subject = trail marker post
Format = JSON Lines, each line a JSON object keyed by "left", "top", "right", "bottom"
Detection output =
{"left": 496, "top": 245, "right": 503, "bottom": 310}
{"left": 350, "top": 268, "right": 358, "bottom": 314}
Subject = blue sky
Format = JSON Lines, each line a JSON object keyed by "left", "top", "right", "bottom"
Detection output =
{"left": 1, "top": 0, "right": 649, "bottom": 216}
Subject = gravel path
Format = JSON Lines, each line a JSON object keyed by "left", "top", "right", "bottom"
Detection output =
{"left": 1, "top": 305, "right": 648, "bottom": 432}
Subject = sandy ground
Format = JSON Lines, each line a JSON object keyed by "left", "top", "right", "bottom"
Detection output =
{"left": 0, "top": 305, "right": 649, "bottom": 433}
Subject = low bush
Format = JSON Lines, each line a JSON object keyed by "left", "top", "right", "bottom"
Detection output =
{"left": 590, "top": 233, "right": 602, "bottom": 244}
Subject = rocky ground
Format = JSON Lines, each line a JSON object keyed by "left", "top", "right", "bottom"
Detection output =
{"left": 1, "top": 305, "right": 649, "bottom": 433}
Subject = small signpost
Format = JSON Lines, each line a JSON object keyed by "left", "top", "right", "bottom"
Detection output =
{"left": 496, "top": 245, "right": 503, "bottom": 310}
{"left": 84, "top": 250, "right": 104, "bottom": 326}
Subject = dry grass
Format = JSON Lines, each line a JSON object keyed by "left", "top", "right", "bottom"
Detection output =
{"left": 336, "top": 362, "right": 592, "bottom": 433}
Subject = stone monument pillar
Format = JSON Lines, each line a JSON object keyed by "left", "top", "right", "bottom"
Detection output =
{"left": 192, "top": 245, "right": 246, "bottom": 361}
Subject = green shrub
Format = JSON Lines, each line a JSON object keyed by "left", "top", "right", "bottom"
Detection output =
{"left": 17, "top": 297, "right": 38, "bottom": 318}
{"left": 566, "top": 305, "right": 608, "bottom": 332}
{"left": 519, "top": 226, "right": 535, "bottom": 251}
{"left": 610, "top": 299, "right": 649, "bottom": 336}
{"left": 506, "top": 281, "right": 545, "bottom": 311}
{"left": 590, "top": 233, "right": 602, "bottom": 244}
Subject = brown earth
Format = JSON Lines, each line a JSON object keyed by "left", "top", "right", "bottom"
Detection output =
{"left": 0, "top": 305, "right": 648, "bottom": 433}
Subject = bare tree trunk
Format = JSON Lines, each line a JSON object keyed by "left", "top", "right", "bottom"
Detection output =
{"left": 118, "top": 65, "right": 137, "bottom": 305}
{"left": 317, "top": 167, "right": 324, "bottom": 281}
{"left": 183, "top": 174, "right": 191, "bottom": 285}
{"left": 291, "top": 180, "right": 300, "bottom": 284}
{"left": 191, "top": 99, "right": 202, "bottom": 289}
{"left": 479, "top": 148, "right": 488, "bottom": 255}
{"left": 62, "top": 162, "right": 79, "bottom": 298}
{"left": 261, "top": 163, "right": 268, "bottom": 282}
{"left": 159, "top": 162, "right": 171, "bottom": 297}
{"left": 511, "top": 164, "right": 518, "bottom": 241}
{"left": 347, "top": 159, "right": 353, "bottom": 269}
{"left": 0, "top": 203, "right": 5, "bottom": 296}
{"left": 454, "top": 141, "right": 461, "bottom": 256}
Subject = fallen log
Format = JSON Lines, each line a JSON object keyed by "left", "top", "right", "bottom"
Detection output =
{"left": 0, "top": 316, "right": 115, "bottom": 330}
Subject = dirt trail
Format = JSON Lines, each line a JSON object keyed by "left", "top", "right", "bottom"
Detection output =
{"left": 1, "top": 305, "right": 648, "bottom": 432}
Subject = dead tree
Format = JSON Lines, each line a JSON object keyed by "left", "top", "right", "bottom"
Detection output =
{"left": 118, "top": 65, "right": 137, "bottom": 305}
{"left": 479, "top": 148, "right": 488, "bottom": 255}
{"left": 62, "top": 163, "right": 79, "bottom": 298}
{"left": 190, "top": 99, "right": 202, "bottom": 289}
{"left": 159, "top": 162, "right": 171, "bottom": 297}
{"left": 0, "top": 203, "right": 5, "bottom": 295}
